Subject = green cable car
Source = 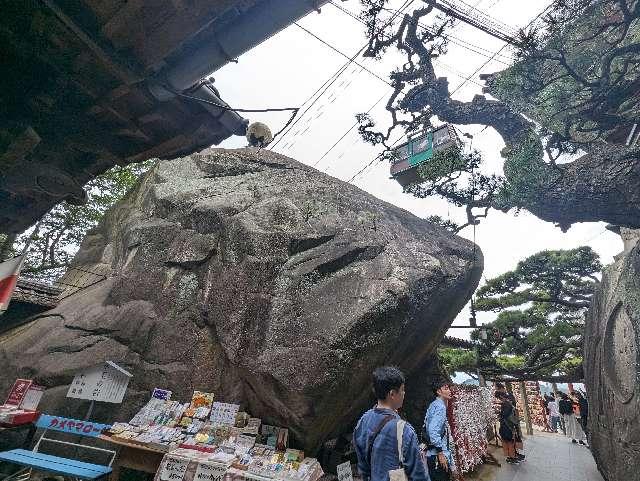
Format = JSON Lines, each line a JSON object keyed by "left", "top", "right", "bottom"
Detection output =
{"left": 389, "top": 124, "right": 459, "bottom": 188}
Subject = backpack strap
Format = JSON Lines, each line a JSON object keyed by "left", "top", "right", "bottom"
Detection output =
{"left": 367, "top": 415, "right": 395, "bottom": 465}
{"left": 396, "top": 420, "right": 406, "bottom": 467}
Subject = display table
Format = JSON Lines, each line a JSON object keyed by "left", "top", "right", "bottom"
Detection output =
{"left": 151, "top": 449, "right": 324, "bottom": 481}
{"left": 99, "top": 435, "right": 169, "bottom": 481}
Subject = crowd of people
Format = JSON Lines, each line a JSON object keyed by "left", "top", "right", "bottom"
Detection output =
{"left": 541, "top": 390, "right": 589, "bottom": 445}
{"left": 351, "top": 366, "right": 591, "bottom": 481}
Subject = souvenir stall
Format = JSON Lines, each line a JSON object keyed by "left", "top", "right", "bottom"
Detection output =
{"left": 101, "top": 389, "right": 323, "bottom": 481}
{"left": 0, "top": 379, "right": 44, "bottom": 450}
{"left": 447, "top": 385, "right": 497, "bottom": 479}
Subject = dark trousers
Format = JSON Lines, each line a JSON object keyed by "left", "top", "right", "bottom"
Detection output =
{"left": 426, "top": 455, "right": 451, "bottom": 481}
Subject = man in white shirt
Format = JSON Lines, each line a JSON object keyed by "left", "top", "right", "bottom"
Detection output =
{"left": 547, "top": 396, "right": 561, "bottom": 433}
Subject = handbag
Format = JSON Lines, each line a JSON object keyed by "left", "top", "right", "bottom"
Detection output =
{"left": 389, "top": 420, "right": 409, "bottom": 481}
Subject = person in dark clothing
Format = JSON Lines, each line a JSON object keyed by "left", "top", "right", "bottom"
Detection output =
{"left": 495, "top": 392, "right": 520, "bottom": 464}
{"left": 494, "top": 383, "right": 524, "bottom": 459}
{"left": 559, "top": 392, "right": 585, "bottom": 444}
{"left": 353, "top": 367, "right": 430, "bottom": 481}
{"left": 574, "top": 391, "right": 589, "bottom": 436}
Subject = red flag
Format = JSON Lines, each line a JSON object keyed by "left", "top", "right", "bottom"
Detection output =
{"left": 0, "top": 255, "right": 25, "bottom": 313}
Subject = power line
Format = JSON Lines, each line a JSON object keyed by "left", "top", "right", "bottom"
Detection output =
{"left": 271, "top": 0, "right": 415, "bottom": 152}
{"left": 348, "top": 1, "right": 554, "bottom": 184}
{"left": 450, "top": 0, "right": 556, "bottom": 95}
{"left": 293, "top": 23, "right": 393, "bottom": 88}
{"left": 376, "top": 3, "right": 517, "bottom": 64}
{"left": 268, "top": 47, "right": 364, "bottom": 151}
{"left": 333, "top": 1, "right": 515, "bottom": 64}
{"left": 312, "top": 90, "right": 391, "bottom": 168}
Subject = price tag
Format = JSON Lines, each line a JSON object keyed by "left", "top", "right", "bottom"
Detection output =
{"left": 160, "top": 457, "right": 190, "bottom": 481}
{"left": 193, "top": 463, "right": 227, "bottom": 481}
{"left": 337, "top": 462, "right": 353, "bottom": 481}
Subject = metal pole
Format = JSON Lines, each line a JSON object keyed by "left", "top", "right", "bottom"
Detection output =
{"left": 519, "top": 381, "right": 533, "bottom": 436}
{"left": 84, "top": 400, "right": 95, "bottom": 421}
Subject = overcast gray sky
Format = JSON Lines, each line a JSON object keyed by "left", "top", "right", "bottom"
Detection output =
{"left": 215, "top": 0, "right": 622, "bottom": 339}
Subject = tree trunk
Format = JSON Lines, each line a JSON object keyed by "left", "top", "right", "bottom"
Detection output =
{"left": 519, "top": 381, "right": 534, "bottom": 436}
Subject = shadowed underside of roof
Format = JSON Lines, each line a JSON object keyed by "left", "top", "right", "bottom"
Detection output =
{"left": 0, "top": 0, "right": 327, "bottom": 234}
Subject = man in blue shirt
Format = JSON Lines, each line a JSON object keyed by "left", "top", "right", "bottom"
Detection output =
{"left": 353, "top": 367, "right": 430, "bottom": 481}
{"left": 423, "top": 382, "right": 453, "bottom": 481}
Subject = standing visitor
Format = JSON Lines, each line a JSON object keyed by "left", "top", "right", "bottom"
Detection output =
{"left": 558, "top": 392, "right": 586, "bottom": 444}
{"left": 424, "top": 381, "right": 454, "bottom": 481}
{"left": 540, "top": 395, "right": 551, "bottom": 432}
{"left": 353, "top": 367, "right": 430, "bottom": 481}
{"left": 574, "top": 391, "right": 589, "bottom": 437}
{"left": 495, "top": 392, "right": 520, "bottom": 464}
{"left": 547, "top": 395, "right": 561, "bottom": 433}
{"left": 570, "top": 392, "right": 588, "bottom": 445}
{"left": 494, "top": 383, "right": 525, "bottom": 459}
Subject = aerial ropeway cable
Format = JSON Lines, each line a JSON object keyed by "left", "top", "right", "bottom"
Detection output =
{"left": 431, "top": 0, "right": 523, "bottom": 46}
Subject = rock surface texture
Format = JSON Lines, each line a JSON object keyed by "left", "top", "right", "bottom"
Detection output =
{"left": 585, "top": 228, "right": 640, "bottom": 481}
{"left": 0, "top": 148, "right": 482, "bottom": 451}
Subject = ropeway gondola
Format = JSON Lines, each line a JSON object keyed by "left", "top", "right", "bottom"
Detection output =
{"left": 389, "top": 124, "right": 460, "bottom": 188}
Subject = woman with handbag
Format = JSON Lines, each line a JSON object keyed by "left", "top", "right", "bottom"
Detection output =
{"left": 496, "top": 391, "right": 521, "bottom": 464}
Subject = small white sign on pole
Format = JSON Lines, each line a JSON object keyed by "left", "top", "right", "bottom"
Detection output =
{"left": 193, "top": 463, "right": 227, "bottom": 481}
{"left": 66, "top": 361, "right": 132, "bottom": 404}
{"left": 337, "top": 462, "right": 353, "bottom": 481}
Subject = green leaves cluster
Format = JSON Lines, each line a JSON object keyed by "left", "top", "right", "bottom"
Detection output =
{"left": 444, "top": 247, "right": 600, "bottom": 381}
{"left": 492, "top": 0, "right": 640, "bottom": 144}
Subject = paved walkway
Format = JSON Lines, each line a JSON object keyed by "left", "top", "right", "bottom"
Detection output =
{"left": 489, "top": 431, "right": 604, "bottom": 481}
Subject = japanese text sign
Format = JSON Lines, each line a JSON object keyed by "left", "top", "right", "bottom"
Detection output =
{"left": 36, "top": 414, "right": 110, "bottom": 437}
{"left": 159, "top": 456, "right": 190, "bottom": 481}
{"left": 193, "top": 463, "right": 227, "bottom": 481}
{"left": 5, "top": 379, "right": 32, "bottom": 406}
{"left": 66, "top": 361, "right": 132, "bottom": 404}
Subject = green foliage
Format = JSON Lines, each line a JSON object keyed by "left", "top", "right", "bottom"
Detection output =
{"left": 496, "top": 133, "right": 559, "bottom": 211}
{"left": 476, "top": 246, "right": 601, "bottom": 311}
{"left": 417, "top": 147, "right": 467, "bottom": 182}
{"left": 492, "top": 0, "right": 640, "bottom": 144}
{"left": 425, "top": 215, "right": 459, "bottom": 232}
{"left": 471, "top": 247, "right": 600, "bottom": 379}
{"left": 10, "top": 161, "right": 154, "bottom": 282}
{"left": 438, "top": 347, "right": 477, "bottom": 375}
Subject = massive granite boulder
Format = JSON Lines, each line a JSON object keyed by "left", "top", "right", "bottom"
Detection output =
{"left": 0, "top": 148, "right": 481, "bottom": 452}
{"left": 585, "top": 228, "right": 640, "bottom": 481}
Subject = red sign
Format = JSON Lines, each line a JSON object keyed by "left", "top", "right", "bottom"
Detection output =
{"left": 5, "top": 379, "right": 33, "bottom": 407}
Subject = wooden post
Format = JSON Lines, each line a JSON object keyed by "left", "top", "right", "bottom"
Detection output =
{"left": 519, "top": 381, "right": 533, "bottom": 436}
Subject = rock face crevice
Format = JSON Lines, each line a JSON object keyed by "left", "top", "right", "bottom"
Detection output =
{"left": 0, "top": 148, "right": 482, "bottom": 452}
{"left": 585, "top": 228, "right": 640, "bottom": 481}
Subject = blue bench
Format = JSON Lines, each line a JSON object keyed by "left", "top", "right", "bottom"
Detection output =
{"left": 0, "top": 415, "right": 115, "bottom": 481}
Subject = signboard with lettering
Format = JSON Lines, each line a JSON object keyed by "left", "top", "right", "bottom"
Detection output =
{"left": 193, "top": 463, "right": 227, "bottom": 481}
{"left": 336, "top": 462, "right": 353, "bottom": 481}
{"left": 66, "top": 361, "right": 132, "bottom": 404}
{"left": 152, "top": 388, "right": 172, "bottom": 400}
{"left": 35, "top": 414, "right": 110, "bottom": 437}
{"left": 20, "top": 384, "right": 45, "bottom": 410}
{"left": 5, "top": 379, "right": 33, "bottom": 406}
{"left": 159, "top": 456, "right": 190, "bottom": 481}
